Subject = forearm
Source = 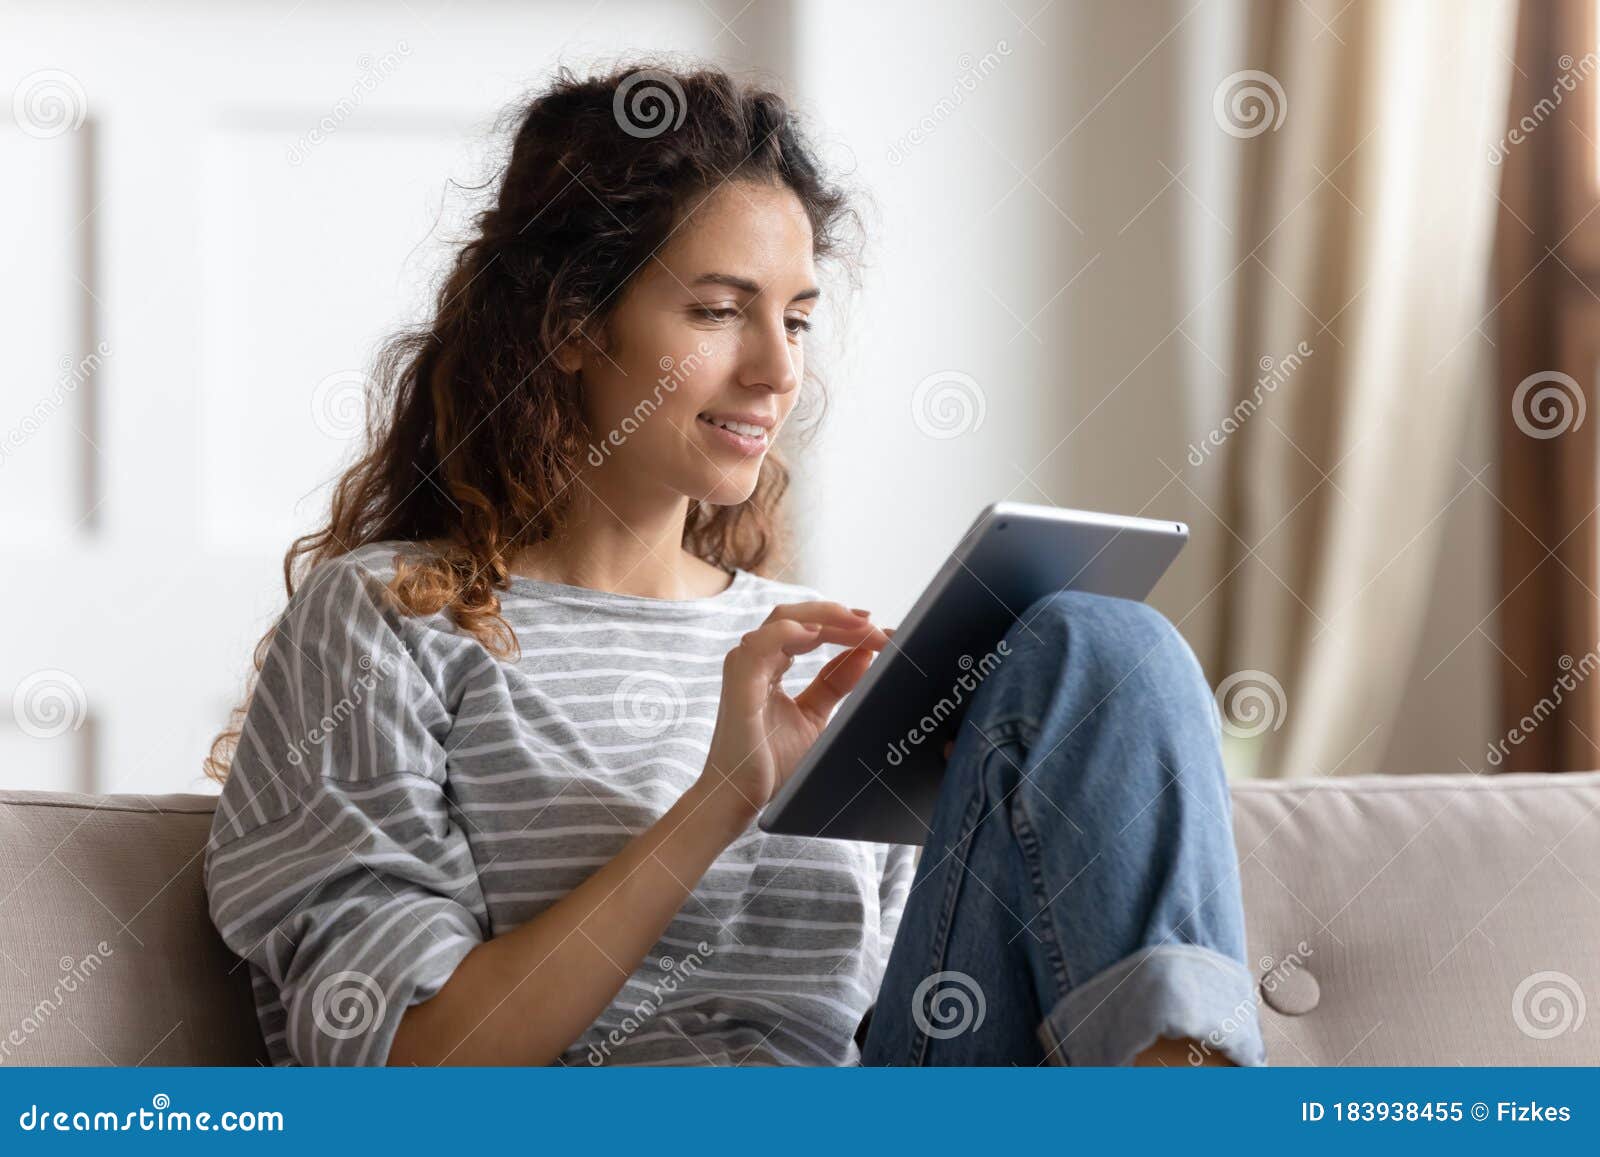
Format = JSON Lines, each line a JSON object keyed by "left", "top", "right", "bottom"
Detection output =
{"left": 388, "top": 781, "right": 752, "bottom": 1066}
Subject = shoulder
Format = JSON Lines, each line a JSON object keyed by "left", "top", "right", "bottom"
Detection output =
{"left": 263, "top": 539, "right": 467, "bottom": 717}
{"left": 275, "top": 540, "right": 464, "bottom": 653}
{"left": 289, "top": 540, "right": 431, "bottom": 615}
{"left": 209, "top": 543, "right": 459, "bottom": 850}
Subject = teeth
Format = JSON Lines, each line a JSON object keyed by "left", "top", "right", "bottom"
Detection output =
{"left": 702, "top": 416, "right": 766, "bottom": 438}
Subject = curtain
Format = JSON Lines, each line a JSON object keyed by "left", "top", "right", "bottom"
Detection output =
{"left": 1493, "top": 0, "right": 1600, "bottom": 773}
{"left": 1208, "top": 0, "right": 1516, "bottom": 777}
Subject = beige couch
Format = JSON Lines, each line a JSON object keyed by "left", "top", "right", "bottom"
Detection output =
{"left": 2, "top": 771, "right": 1597, "bottom": 1066}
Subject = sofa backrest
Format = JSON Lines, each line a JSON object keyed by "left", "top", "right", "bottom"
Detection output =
{"left": 1, "top": 772, "right": 1597, "bottom": 1066}
{"left": 0, "top": 790, "right": 268, "bottom": 1067}
{"left": 1232, "top": 770, "right": 1599, "bottom": 1066}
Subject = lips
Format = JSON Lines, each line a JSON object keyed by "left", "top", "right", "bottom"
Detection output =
{"left": 696, "top": 413, "right": 770, "bottom": 455}
{"left": 697, "top": 412, "right": 774, "bottom": 437}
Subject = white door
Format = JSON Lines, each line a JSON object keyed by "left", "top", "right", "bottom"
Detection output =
{"left": 1, "top": 0, "right": 754, "bottom": 797}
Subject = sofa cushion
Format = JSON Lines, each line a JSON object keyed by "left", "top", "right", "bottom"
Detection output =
{"left": 1, "top": 771, "right": 1596, "bottom": 1066}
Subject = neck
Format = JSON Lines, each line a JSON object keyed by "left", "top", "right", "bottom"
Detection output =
{"left": 507, "top": 470, "right": 728, "bottom": 600}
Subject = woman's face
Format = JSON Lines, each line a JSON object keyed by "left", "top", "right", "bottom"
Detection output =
{"left": 568, "top": 179, "right": 818, "bottom": 508}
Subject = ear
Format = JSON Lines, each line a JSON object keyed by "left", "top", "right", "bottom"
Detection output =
{"left": 553, "top": 328, "right": 585, "bottom": 376}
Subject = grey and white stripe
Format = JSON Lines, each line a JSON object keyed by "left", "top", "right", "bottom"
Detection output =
{"left": 203, "top": 540, "right": 916, "bottom": 1067}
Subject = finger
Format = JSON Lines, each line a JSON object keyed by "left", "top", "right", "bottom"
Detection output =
{"left": 793, "top": 643, "right": 879, "bottom": 722}
{"left": 820, "top": 622, "right": 891, "bottom": 653}
{"left": 765, "top": 604, "right": 892, "bottom": 658}
{"left": 722, "top": 620, "right": 831, "bottom": 713}
{"left": 729, "top": 618, "right": 822, "bottom": 669}
{"left": 776, "top": 620, "right": 890, "bottom": 654}
{"left": 764, "top": 601, "right": 877, "bottom": 630}
{"left": 767, "top": 617, "right": 890, "bottom": 653}
{"left": 723, "top": 614, "right": 891, "bottom": 716}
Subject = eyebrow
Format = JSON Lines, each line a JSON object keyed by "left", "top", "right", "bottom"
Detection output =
{"left": 691, "top": 271, "right": 821, "bottom": 303}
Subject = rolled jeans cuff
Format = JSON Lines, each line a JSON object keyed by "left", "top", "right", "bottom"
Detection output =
{"left": 1035, "top": 944, "right": 1268, "bottom": 1067}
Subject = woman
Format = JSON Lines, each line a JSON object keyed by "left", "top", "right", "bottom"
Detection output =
{"left": 201, "top": 62, "right": 1265, "bottom": 1069}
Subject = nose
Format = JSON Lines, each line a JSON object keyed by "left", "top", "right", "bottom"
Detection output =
{"left": 737, "top": 312, "right": 800, "bottom": 396}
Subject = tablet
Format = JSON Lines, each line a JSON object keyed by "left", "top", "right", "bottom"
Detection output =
{"left": 756, "top": 501, "right": 1188, "bottom": 845}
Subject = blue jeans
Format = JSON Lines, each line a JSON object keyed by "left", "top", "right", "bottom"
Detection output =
{"left": 858, "top": 590, "right": 1267, "bottom": 1066}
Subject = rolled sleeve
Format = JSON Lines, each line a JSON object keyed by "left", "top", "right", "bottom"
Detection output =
{"left": 204, "top": 554, "right": 490, "bottom": 1066}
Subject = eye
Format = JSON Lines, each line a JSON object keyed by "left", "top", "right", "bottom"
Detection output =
{"left": 785, "top": 314, "right": 813, "bottom": 335}
{"left": 693, "top": 306, "right": 740, "bottom": 323}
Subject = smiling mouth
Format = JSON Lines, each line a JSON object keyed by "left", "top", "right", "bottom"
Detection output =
{"left": 696, "top": 413, "right": 771, "bottom": 439}
{"left": 695, "top": 413, "right": 771, "bottom": 454}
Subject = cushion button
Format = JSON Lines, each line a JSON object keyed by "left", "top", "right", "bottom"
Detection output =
{"left": 1260, "top": 963, "right": 1320, "bottom": 1015}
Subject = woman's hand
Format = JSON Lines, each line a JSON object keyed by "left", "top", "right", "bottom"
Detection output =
{"left": 691, "top": 601, "right": 890, "bottom": 836}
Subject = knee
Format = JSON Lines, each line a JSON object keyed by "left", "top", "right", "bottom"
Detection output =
{"left": 1012, "top": 593, "right": 1229, "bottom": 798}
{"left": 1010, "top": 591, "right": 1209, "bottom": 708}
{"left": 1016, "top": 590, "right": 1179, "bottom": 656}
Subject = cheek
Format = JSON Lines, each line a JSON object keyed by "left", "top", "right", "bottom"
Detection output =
{"left": 661, "top": 349, "right": 736, "bottom": 418}
{"left": 606, "top": 367, "right": 723, "bottom": 460}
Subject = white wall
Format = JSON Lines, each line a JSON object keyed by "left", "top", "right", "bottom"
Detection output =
{"left": 789, "top": 0, "right": 1223, "bottom": 621}
{"left": 0, "top": 0, "right": 1496, "bottom": 794}
{"left": 785, "top": 0, "right": 1497, "bottom": 774}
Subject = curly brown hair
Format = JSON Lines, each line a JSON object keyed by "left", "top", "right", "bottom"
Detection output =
{"left": 202, "top": 60, "right": 860, "bottom": 785}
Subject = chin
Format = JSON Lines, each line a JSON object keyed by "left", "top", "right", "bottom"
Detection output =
{"left": 693, "top": 471, "right": 762, "bottom": 507}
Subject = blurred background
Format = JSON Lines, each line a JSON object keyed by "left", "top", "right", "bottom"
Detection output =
{"left": 6, "top": 0, "right": 1598, "bottom": 797}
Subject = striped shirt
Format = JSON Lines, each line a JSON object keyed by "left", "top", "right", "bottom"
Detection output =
{"left": 202, "top": 540, "right": 917, "bottom": 1067}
